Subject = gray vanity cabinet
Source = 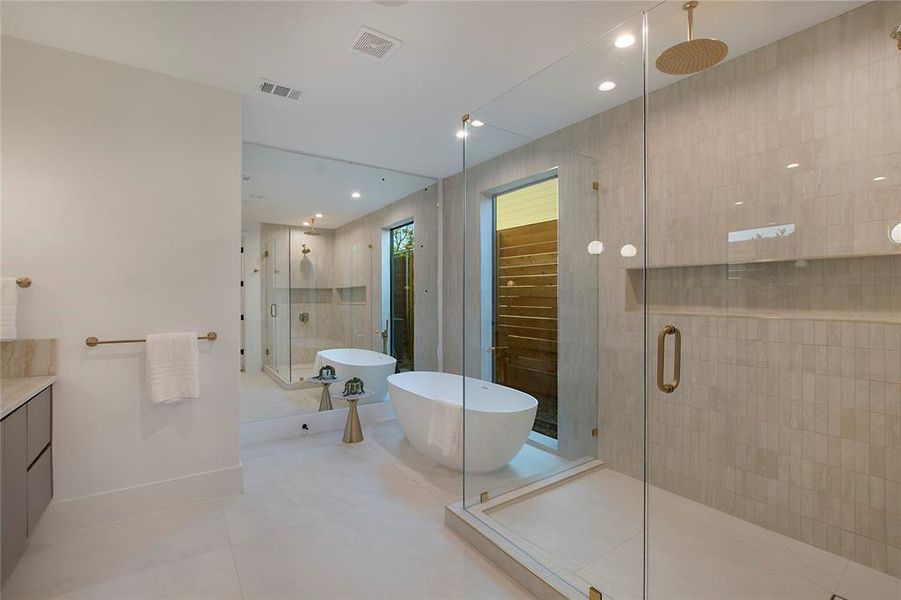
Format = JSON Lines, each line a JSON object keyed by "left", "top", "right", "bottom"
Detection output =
{"left": 1, "top": 385, "right": 53, "bottom": 586}
{"left": 1, "top": 406, "right": 28, "bottom": 585}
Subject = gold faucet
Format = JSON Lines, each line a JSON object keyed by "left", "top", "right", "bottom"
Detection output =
{"left": 377, "top": 320, "right": 389, "bottom": 354}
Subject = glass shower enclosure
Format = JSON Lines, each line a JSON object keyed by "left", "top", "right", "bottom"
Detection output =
{"left": 458, "top": 1, "right": 900, "bottom": 598}
{"left": 261, "top": 222, "right": 372, "bottom": 385}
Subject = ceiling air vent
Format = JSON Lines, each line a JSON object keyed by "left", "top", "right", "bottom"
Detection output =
{"left": 351, "top": 26, "right": 401, "bottom": 61}
{"left": 257, "top": 78, "right": 302, "bottom": 101}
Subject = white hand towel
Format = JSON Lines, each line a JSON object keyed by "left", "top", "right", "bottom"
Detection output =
{"left": 1, "top": 278, "right": 18, "bottom": 341}
{"left": 427, "top": 396, "right": 463, "bottom": 458}
{"left": 146, "top": 333, "right": 199, "bottom": 404}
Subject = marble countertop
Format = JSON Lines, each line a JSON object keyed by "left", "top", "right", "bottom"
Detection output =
{"left": 1, "top": 375, "right": 57, "bottom": 419}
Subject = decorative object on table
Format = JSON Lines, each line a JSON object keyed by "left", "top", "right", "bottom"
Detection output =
{"left": 318, "top": 364, "right": 336, "bottom": 380}
{"left": 343, "top": 377, "right": 365, "bottom": 397}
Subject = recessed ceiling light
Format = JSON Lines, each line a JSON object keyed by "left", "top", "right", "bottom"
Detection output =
{"left": 786, "top": 163, "right": 799, "bottom": 169}
{"left": 315, "top": 213, "right": 323, "bottom": 218}
{"left": 734, "top": 201, "right": 744, "bottom": 205}
{"left": 302, "top": 221, "right": 310, "bottom": 227}
{"left": 620, "top": 244, "right": 637, "bottom": 258}
{"left": 456, "top": 129, "right": 468, "bottom": 138}
{"left": 873, "top": 176, "right": 887, "bottom": 181}
{"left": 598, "top": 81, "right": 616, "bottom": 92}
{"left": 471, "top": 120, "right": 484, "bottom": 127}
{"left": 891, "top": 222, "right": 901, "bottom": 245}
{"left": 615, "top": 33, "right": 636, "bottom": 48}
{"left": 351, "top": 192, "right": 361, "bottom": 199}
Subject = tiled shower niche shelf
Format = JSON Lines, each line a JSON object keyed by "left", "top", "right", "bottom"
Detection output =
{"left": 335, "top": 286, "right": 367, "bottom": 305}
{"left": 624, "top": 254, "right": 901, "bottom": 325}
{"left": 289, "top": 288, "right": 333, "bottom": 303}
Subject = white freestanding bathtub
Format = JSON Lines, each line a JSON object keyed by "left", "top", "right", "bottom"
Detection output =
{"left": 387, "top": 371, "right": 538, "bottom": 473}
{"left": 314, "top": 348, "right": 397, "bottom": 402}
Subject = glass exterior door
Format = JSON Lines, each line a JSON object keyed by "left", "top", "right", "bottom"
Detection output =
{"left": 390, "top": 221, "right": 415, "bottom": 371}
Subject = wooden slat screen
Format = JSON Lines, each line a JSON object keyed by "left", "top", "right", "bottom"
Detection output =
{"left": 495, "top": 218, "right": 558, "bottom": 437}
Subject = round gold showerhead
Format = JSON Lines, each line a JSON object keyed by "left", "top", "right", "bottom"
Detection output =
{"left": 656, "top": 1, "right": 728, "bottom": 75}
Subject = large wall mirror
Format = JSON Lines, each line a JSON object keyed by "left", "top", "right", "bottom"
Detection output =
{"left": 240, "top": 143, "right": 437, "bottom": 423}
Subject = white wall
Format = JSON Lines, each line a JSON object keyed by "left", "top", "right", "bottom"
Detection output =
{"left": 242, "top": 226, "right": 262, "bottom": 373}
{"left": 1, "top": 38, "right": 243, "bottom": 523}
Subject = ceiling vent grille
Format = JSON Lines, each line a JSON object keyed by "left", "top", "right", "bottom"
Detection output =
{"left": 351, "top": 27, "right": 401, "bottom": 61}
{"left": 257, "top": 79, "right": 302, "bottom": 101}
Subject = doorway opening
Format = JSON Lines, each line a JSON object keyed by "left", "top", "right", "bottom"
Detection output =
{"left": 493, "top": 176, "right": 558, "bottom": 438}
{"left": 389, "top": 221, "right": 414, "bottom": 371}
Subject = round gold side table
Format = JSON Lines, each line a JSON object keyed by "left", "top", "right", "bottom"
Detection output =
{"left": 308, "top": 376, "right": 345, "bottom": 412}
{"left": 340, "top": 392, "right": 372, "bottom": 443}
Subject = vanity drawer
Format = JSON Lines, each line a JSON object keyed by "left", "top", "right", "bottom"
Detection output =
{"left": 1, "top": 408, "right": 28, "bottom": 585}
{"left": 26, "top": 386, "right": 51, "bottom": 465}
{"left": 27, "top": 447, "right": 52, "bottom": 536}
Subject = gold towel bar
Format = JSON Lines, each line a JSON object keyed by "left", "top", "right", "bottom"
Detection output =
{"left": 16, "top": 277, "right": 31, "bottom": 288}
{"left": 86, "top": 332, "right": 218, "bottom": 347}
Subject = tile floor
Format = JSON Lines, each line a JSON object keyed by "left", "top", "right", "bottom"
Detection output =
{"left": 488, "top": 468, "right": 901, "bottom": 600}
{"left": 9, "top": 417, "right": 893, "bottom": 600}
{"left": 3, "top": 419, "right": 532, "bottom": 599}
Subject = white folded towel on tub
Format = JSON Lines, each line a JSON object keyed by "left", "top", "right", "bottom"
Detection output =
{"left": 427, "top": 396, "right": 463, "bottom": 458}
{"left": 1, "top": 278, "right": 18, "bottom": 340}
{"left": 146, "top": 332, "right": 199, "bottom": 404}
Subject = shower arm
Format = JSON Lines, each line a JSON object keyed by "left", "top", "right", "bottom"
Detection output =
{"left": 685, "top": 1, "right": 697, "bottom": 42}
{"left": 892, "top": 24, "right": 901, "bottom": 51}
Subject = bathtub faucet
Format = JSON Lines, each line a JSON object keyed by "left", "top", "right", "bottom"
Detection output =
{"left": 377, "top": 320, "right": 389, "bottom": 354}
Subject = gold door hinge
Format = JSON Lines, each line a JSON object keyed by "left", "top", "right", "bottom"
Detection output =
{"left": 592, "top": 181, "right": 600, "bottom": 191}
{"left": 264, "top": 250, "right": 269, "bottom": 258}
{"left": 592, "top": 427, "right": 598, "bottom": 437}
{"left": 480, "top": 491, "right": 489, "bottom": 503}
{"left": 589, "top": 587, "right": 603, "bottom": 600}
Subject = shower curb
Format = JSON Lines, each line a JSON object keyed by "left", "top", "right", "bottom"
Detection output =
{"left": 445, "top": 460, "right": 607, "bottom": 600}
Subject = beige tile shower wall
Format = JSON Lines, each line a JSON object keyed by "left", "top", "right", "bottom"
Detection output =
{"left": 645, "top": 301, "right": 901, "bottom": 576}
{"left": 441, "top": 0, "right": 900, "bottom": 577}
{"left": 334, "top": 185, "right": 439, "bottom": 370}
{"left": 288, "top": 229, "right": 344, "bottom": 366}
{"left": 647, "top": 1, "right": 901, "bottom": 267}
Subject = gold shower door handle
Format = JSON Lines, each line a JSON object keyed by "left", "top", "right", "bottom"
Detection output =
{"left": 656, "top": 325, "right": 681, "bottom": 393}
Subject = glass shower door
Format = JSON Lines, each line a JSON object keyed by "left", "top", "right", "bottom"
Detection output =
{"left": 264, "top": 224, "right": 291, "bottom": 381}
{"left": 644, "top": 1, "right": 901, "bottom": 598}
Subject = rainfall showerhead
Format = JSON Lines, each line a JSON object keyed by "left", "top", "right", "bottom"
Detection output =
{"left": 656, "top": 1, "right": 728, "bottom": 75}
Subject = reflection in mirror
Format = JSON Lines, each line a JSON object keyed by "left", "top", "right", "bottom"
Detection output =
{"left": 240, "top": 143, "right": 437, "bottom": 423}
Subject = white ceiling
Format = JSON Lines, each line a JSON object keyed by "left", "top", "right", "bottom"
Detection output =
{"left": 241, "top": 143, "right": 435, "bottom": 228}
{"left": 2, "top": 1, "right": 865, "bottom": 181}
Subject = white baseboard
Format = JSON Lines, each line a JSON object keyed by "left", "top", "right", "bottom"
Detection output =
{"left": 240, "top": 400, "right": 395, "bottom": 446}
{"left": 32, "top": 463, "right": 244, "bottom": 539}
